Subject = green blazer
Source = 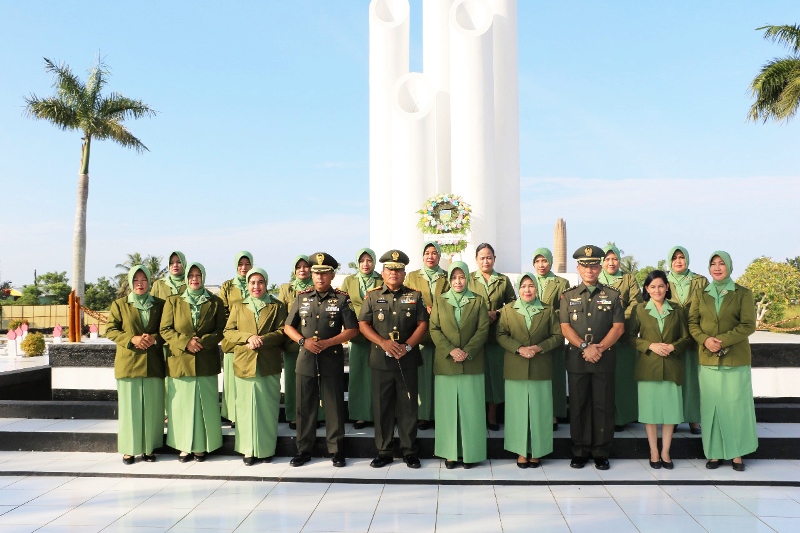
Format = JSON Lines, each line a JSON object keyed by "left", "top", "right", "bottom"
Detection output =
{"left": 106, "top": 296, "right": 166, "bottom": 379}
{"left": 668, "top": 273, "right": 708, "bottom": 349}
{"left": 150, "top": 278, "right": 186, "bottom": 300}
{"left": 405, "top": 269, "right": 449, "bottom": 345}
{"left": 160, "top": 294, "right": 226, "bottom": 377}
{"left": 218, "top": 278, "right": 246, "bottom": 353}
{"left": 606, "top": 273, "right": 642, "bottom": 320}
{"left": 429, "top": 293, "right": 489, "bottom": 376}
{"left": 496, "top": 301, "right": 564, "bottom": 381}
{"left": 627, "top": 303, "right": 691, "bottom": 385}
{"left": 688, "top": 283, "right": 756, "bottom": 367}
{"left": 223, "top": 299, "right": 287, "bottom": 378}
{"left": 467, "top": 271, "right": 516, "bottom": 344}
{"left": 538, "top": 275, "right": 570, "bottom": 319}
{"left": 339, "top": 273, "right": 383, "bottom": 344}
{"left": 278, "top": 282, "right": 301, "bottom": 355}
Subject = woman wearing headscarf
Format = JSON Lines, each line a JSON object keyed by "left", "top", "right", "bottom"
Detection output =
{"left": 223, "top": 267, "right": 287, "bottom": 465}
{"left": 468, "top": 243, "right": 516, "bottom": 431}
{"left": 627, "top": 270, "right": 691, "bottom": 469}
{"left": 106, "top": 265, "right": 166, "bottom": 464}
{"left": 496, "top": 273, "right": 564, "bottom": 468}
{"left": 666, "top": 246, "right": 708, "bottom": 435}
{"left": 430, "top": 261, "right": 490, "bottom": 468}
{"left": 160, "top": 262, "right": 226, "bottom": 461}
{"left": 339, "top": 248, "right": 383, "bottom": 429}
{"left": 532, "top": 248, "right": 570, "bottom": 429}
{"left": 688, "top": 252, "right": 757, "bottom": 471}
{"left": 600, "top": 244, "right": 642, "bottom": 430}
{"left": 404, "top": 241, "right": 449, "bottom": 431}
{"left": 151, "top": 251, "right": 187, "bottom": 299}
{"left": 218, "top": 251, "right": 254, "bottom": 427}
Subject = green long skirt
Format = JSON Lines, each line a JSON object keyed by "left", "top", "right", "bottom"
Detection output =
{"left": 283, "top": 352, "right": 325, "bottom": 422}
{"left": 347, "top": 339, "right": 373, "bottom": 421}
{"left": 551, "top": 348, "right": 568, "bottom": 419}
{"left": 699, "top": 365, "right": 758, "bottom": 460}
{"left": 484, "top": 343, "right": 505, "bottom": 404}
{"left": 434, "top": 374, "right": 487, "bottom": 463}
{"left": 504, "top": 379, "right": 553, "bottom": 459}
{"left": 221, "top": 352, "right": 236, "bottom": 423}
{"left": 417, "top": 344, "right": 435, "bottom": 421}
{"left": 117, "top": 377, "right": 165, "bottom": 456}
{"left": 637, "top": 381, "right": 684, "bottom": 425}
{"left": 166, "top": 376, "right": 223, "bottom": 453}
{"left": 682, "top": 347, "right": 701, "bottom": 424}
{"left": 234, "top": 372, "right": 280, "bottom": 458}
{"left": 614, "top": 344, "right": 639, "bottom": 425}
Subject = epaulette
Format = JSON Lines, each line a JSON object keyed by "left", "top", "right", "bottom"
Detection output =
{"left": 298, "top": 287, "right": 314, "bottom": 294}
{"left": 367, "top": 286, "right": 382, "bottom": 292}
{"left": 335, "top": 288, "right": 349, "bottom": 296}
{"left": 600, "top": 284, "right": 621, "bottom": 295}
{"left": 562, "top": 285, "right": 577, "bottom": 294}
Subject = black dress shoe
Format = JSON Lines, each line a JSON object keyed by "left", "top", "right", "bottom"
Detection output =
{"left": 690, "top": 426, "right": 702, "bottom": 435}
{"left": 178, "top": 453, "right": 193, "bottom": 463}
{"left": 290, "top": 452, "right": 312, "bottom": 467}
{"left": 445, "top": 460, "right": 458, "bottom": 469}
{"left": 528, "top": 459, "right": 541, "bottom": 469}
{"left": 516, "top": 460, "right": 529, "bottom": 469}
{"left": 649, "top": 460, "right": 662, "bottom": 469}
{"left": 614, "top": 425, "right": 624, "bottom": 432}
{"left": 594, "top": 457, "right": 610, "bottom": 470}
{"left": 288, "top": 421, "right": 297, "bottom": 430}
{"left": 332, "top": 454, "right": 346, "bottom": 467}
{"left": 243, "top": 456, "right": 256, "bottom": 466}
{"left": 661, "top": 460, "right": 674, "bottom": 470}
{"left": 463, "top": 462, "right": 478, "bottom": 469}
{"left": 553, "top": 422, "right": 559, "bottom": 431}
{"left": 570, "top": 457, "right": 588, "bottom": 469}
{"left": 141, "top": 454, "right": 156, "bottom": 463}
{"left": 370, "top": 455, "right": 393, "bottom": 468}
{"left": 317, "top": 420, "right": 325, "bottom": 428}
{"left": 122, "top": 455, "right": 135, "bottom": 465}
{"left": 705, "top": 459, "right": 721, "bottom": 469}
{"left": 417, "top": 420, "right": 432, "bottom": 431}
{"left": 230, "top": 422, "right": 235, "bottom": 429}
{"left": 353, "top": 421, "right": 367, "bottom": 430}
{"left": 262, "top": 456, "right": 273, "bottom": 463}
{"left": 404, "top": 454, "right": 421, "bottom": 469}
{"left": 732, "top": 460, "right": 745, "bottom": 472}
{"left": 194, "top": 453, "right": 206, "bottom": 462}
{"left": 487, "top": 422, "right": 500, "bottom": 431}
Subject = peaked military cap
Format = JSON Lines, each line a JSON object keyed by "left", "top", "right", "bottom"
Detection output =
{"left": 309, "top": 252, "right": 339, "bottom": 272}
{"left": 573, "top": 245, "right": 604, "bottom": 265}
{"left": 379, "top": 249, "right": 410, "bottom": 270}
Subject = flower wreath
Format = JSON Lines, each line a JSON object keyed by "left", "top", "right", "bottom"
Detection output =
{"left": 416, "top": 194, "right": 472, "bottom": 255}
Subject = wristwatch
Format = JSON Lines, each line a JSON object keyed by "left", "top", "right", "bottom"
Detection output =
{"left": 579, "top": 341, "right": 588, "bottom": 350}
{"left": 298, "top": 337, "right": 306, "bottom": 346}
{"left": 405, "top": 344, "right": 412, "bottom": 353}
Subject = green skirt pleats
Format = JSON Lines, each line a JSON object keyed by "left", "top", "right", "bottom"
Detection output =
{"left": 504, "top": 379, "right": 553, "bottom": 459}
{"left": 682, "top": 347, "right": 701, "bottom": 423}
{"left": 347, "top": 340, "right": 373, "bottom": 421}
{"left": 637, "top": 381, "right": 684, "bottom": 425}
{"left": 166, "top": 376, "right": 223, "bottom": 453}
{"left": 234, "top": 373, "right": 280, "bottom": 458}
{"left": 221, "top": 352, "right": 236, "bottom": 423}
{"left": 483, "top": 343, "right": 505, "bottom": 404}
{"left": 117, "top": 377, "right": 165, "bottom": 456}
{"left": 551, "top": 348, "right": 568, "bottom": 419}
{"left": 699, "top": 365, "right": 758, "bottom": 460}
{"left": 434, "top": 374, "right": 487, "bottom": 463}
{"left": 417, "top": 344, "right": 435, "bottom": 420}
{"left": 614, "top": 344, "right": 639, "bottom": 425}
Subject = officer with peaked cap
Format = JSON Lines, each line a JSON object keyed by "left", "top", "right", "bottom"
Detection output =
{"left": 559, "top": 245, "right": 625, "bottom": 470}
{"left": 358, "top": 249, "right": 429, "bottom": 469}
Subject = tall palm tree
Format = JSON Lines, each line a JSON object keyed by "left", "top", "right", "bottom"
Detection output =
{"left": 748, "top": 24, "right": 800, "bottom": 124}
{"left": 115, "top": 252, "right": 146, "bottom": 297}
{"left": 24, "top": 56, "right": 155, "bottom": 300}
{"left": 145, "top": 255, "right": 167, "bottom": 282}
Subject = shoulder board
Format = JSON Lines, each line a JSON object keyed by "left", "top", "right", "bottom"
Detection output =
{"left": 367, "top": 286, "right": 382, "bottom": 292}
{"left": 298, "top": 287, "right": 314, "bottom": 294}
{"left": 602, "top": 285, "right": 621, "bottom": 295}
{"left": 335, "top": 288, "right": 349, "bottom": 296}
{"left": 562, "top": 285, "right": 578, "bottom": 293}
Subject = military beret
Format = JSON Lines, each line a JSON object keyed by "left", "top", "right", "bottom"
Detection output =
{"left": 573, "top": 245, "right": 604, "bottom": 265}
{"left": 379, "top": 249, "right": 410, "bottom": 270}
{"left": 309, "top": 252, "right": 339, "bottom": 272}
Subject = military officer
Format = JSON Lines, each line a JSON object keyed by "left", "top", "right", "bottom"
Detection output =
{"left": 559, "top": 245, "right": 625, "bottom": 470}
{"left": 359, "top": 250, "right": 429, "bottom": 469}
{"left": 284, "top": 253, "right": 359, "bottom": 467}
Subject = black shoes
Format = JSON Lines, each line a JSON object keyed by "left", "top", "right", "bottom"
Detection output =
{"left": 661, "top": 460, "right": 674, "bottom": 470}
{"left": 194, "top": 453, "right": 206, "bottom": 462}
{"left": 732, "top": 460, "right": 745, "bottom": 472}
{"left": 141, "top": 454, "right": 156, "bottom": 463}
{"left": 445, "top": 460, "right": 458, "bottom": 469}
{"left": 570, "top": 457, "right": 588, "bottom": 469}
{"left": 528, "top": 459, "right": 541, "bottom": 469}
{"left": 487, "top": 422, "right": 500, "bottom": 431}
{"left": 370, "top": 455, "right": 393, "bottom": 468}
{"left": 462, "top": 462, "right": 478, "bottom": 469}
{"left": 353, "top": 421, "right": 367, "bottom": 430}
{"left": 417, "top": 420, "right": 433, "bottom": 431}
{"left": 517, "top": 460, "right": 529, "bottom": 469}
{"left": 706, "top": 459, "right": 721, "bottom": 469}
{"left": 122, "top": 455, "right": 135, "bottom": 465}
{"left": 178, "top": 453, "right": 193, "bottom": 463}
{"left": 614, "top": 425, "right": 624, "bottom": 432}
{"left": 290, "top": 452, "right": 312, "bottom": 467}
{"left": 404, "top": 454, "right": 421, "bottom": 469}
{"left": 332, "top": 454, "right": 346, "bottom": 468}
{"left": 649, "top": 460, "right": 662, "bottom": 469}
{"left": 243, "top": 456, "right": 256, "bottom": 466}
{"left": 288, "top": 421, "right": 297, "bottom": 430}
{"left": 594, "top": 457, "right": 610, "bottom": 470}
{"left": 689, "top": 425, "right": 702, "bottom": 435}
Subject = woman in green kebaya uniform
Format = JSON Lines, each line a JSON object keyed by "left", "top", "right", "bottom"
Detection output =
{"left": 666, "top": 246, "right": 708, "bottom": 435}
{"left": 600, "top": 244, "right": 642, "bottom": 429}
{"left": 339, "top": 248, "right": 382, "bottom": 429}
{"left": 106, "top": 265, "right": 166, "bottom": 465}
{"left": 468, "top": 243, "right": 516, "bottom": 431}
{"left": 689, "top": 251, "right": 758, "bottom": 472}
{"left": 404, "top": 241, "right": 449, "bottom": 430}
{"left": 160, "top": 262, "right": 226, "bottom": 461}
{"left": 430, "top": 261, "right": 490, "bottom": 468}
{"left": 496, "top": 273, "right": 564, "bottom": 468}
{"left": 151, "top": 251, "right": 187, "bottom": 299}
{"left": 218, "top": 251, "right": 254, "bottom": 427}
{"left": 223, "top": 267, "right": 287, "bottom": 465}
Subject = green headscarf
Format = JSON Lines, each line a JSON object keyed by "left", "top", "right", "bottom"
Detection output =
{"left": 645, "top": 299, "right": 673, "bottom": 333}
{"left": 243, "top": 267, "right": 270, "bottom": 321}
{"left": 532, "top": 247, "right": 556, "bottom": 293}
{"left": 181, "top": 262, "right": 210, "bottom": 327}
{"left": 421, "top": 241, "right": 446, "bottom": 294}
{"left": 233, "top": 251, "right": 254, "bottom": 299}
{"left": 666, "top": 245, "right": 693, "bottom": 304}
{"left": 599, "top": 244, "right": 623, "bottom": 286}
{"left": 164, "top": 250, "right": 187, "bottom": 294}
{"left": 513, "top": 272, "right": 544, "bottom": 328}
{"left": 704, "top": 251, "right": 735, "bottom": 314}
{"left": 356, "top": 248, "right": 380, "bottom": 297}
{"left": 291, "top": 255, "right": 313, "bottom": 292}
{"left": 126, "top": 265, "right": 154, "bottom": 326}
{"left": 442, "top": 261, "right": 475, "bottom": 326}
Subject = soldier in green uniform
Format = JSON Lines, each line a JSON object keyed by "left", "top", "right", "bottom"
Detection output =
{"left": 560, "top": 245, "right": 625, "bottom": 470}
{"left": 359, "top": 250, "right": 429, "bottom": 469}
{"left": 284, "top": 253, "right": 358, "bottom": 467}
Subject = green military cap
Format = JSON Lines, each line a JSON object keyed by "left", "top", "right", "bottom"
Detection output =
{"left": 573, "top": 245, "right": 604, "bottom": 265}
{"left": 309, "top": 252, "right": 339, "bottom": 272}
{"left": 379, "top": 249, "right": 410, "bottom": 270}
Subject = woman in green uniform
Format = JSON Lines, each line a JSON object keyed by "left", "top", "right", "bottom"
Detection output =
{"left": 532, "top": 247, "right": 570, "bottom": 429}
{"left": 667, "top": 246, "right": 708, "bottom": 435}
{"left": 106, "top": 265, "right": 166, "bottom": 464}
{"left": 218, "top": 251, "right": 254, "bottom": 427}
{"left": 468, "top": 243, "right": 516, "bottom": 431}
{"left": 404, "top": 241, "right": 449, "bottom": 430}
{"left": 151, "top": 251, "right": 187, "bottom": 299}
{"left": 600, "top": 244, "right": 642, "bottom": 430}
{"left": 339, "top": 248, "right": 382, "bottom": 429}
{"left": 628, "top": 270, "right": 691, "bottom": 469}
{"left": 160, "top": 262, "right": 226, "bottom": 461}
{"left": 430, "top": 261, "right": 490, "bottom": 468}
{"left": 496, "top": 273, "right": 564, "bottom": 468}
{"left": 688, "top": 252, "right": 758, "bottom": 471}
{"left": 223, "top": 267, "right": 287, "bottom": 465}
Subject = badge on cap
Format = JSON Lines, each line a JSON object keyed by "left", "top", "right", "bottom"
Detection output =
{"left": 316, "top": 253, "right": 325, "bottom": 266}
{"left": 392, "top": 251, "right": 399, "bottom": 262}
{"left": 585, "top": 246, "right": 592, "bottom": 257}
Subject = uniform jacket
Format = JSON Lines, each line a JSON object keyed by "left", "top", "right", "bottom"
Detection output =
{"left": 150, "top": 278, "right": 186, "bottom": 300}
{"left": 668, "top": 273, "right": 708, "bottom": 349}
{"left": 496, "top": 301, "right": 564, "bottom": 381}
{"left": 339, "top": 274, "right": 383, "bottom": 344}
{"left": 429, "top": 293, "right": 489, "bottom": 376}
{"left": 467, "top": 271, "right": 516, "bottom": 344}
{"left": 538, "top": 275, "right": 570, "bottom": 318}
{"left": 218, "top": 279, "right": 246, "bottom": 353}
{"left": 688, "top": 283, "right": 756, "bottom": 367}
{"left": 405, "top": 269, "right": 449, "bottom": 345}
{"left": 106, "top": 296, "right": 166, "bottom": 379}
{"left": 223, "top": 299, "right": 287, "bottom": 378}
{"left": 627, "top": 302, "right": 691, "bottom": 385}
{"left": 160, "top": 293, "right": 225, "bottom": 377}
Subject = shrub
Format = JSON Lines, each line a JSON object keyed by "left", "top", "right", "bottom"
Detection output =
{"left": 20, "top": 332, "right": 46, "bottom": 356}
{"left": 8, "top": 318, "right": 27, "bottom": 331}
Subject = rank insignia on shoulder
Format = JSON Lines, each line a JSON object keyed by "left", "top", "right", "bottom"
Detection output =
{"left": 335, "top": 288, "right": 349, "bottom": 296}
{"left": 367, "top": 286, "right": 382, "bottom": 292}
{"left": 563, "top": 285, "right": 577, "bottom": 293}
{"left": 298, "top": 288, "right": 314, "bottom": 295}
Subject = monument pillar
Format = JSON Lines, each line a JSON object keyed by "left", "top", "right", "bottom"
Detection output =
{"left": 553, "top": 218, "right": 567, "bottom": 273}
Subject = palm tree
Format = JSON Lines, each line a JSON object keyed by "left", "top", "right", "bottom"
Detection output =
{"left": 115, "top": 252, "right": 146, "bottom": 297}
{"left": 24, "top": 56, "right": 155, "bottom": 300}
{"left": 748, "top": 24, "right": 800, "bottom": 124}
{"left": 144, "top": 255, "right": 167, "bottom": 282}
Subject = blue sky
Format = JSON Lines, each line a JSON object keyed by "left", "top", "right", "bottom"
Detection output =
{"left": 1, "top": 1, "right": 798, "bottom": 288}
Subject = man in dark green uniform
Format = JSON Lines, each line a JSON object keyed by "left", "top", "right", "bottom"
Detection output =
{"left": 559, "top": 245, "right": 625, "bottom": 470}
{"left": 284, "top": 252, "right": 359, "bottom": 467}
{"left": 359, "top": 249, "right": 429, "bottom": 468}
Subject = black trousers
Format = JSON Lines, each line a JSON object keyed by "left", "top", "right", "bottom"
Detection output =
{"left": 568, "top": 371, "right": 615, "bottom": 459}
{"left": 371, "top": 366, "right": 419, "bottom": 456}
{"left": 296, "top": 373, "right": 345, "bottom": 455}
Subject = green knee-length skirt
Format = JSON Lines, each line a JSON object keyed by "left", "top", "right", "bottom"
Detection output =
{"left": 166, "top": 376, "right": 223, "bottom": 453}
{"left": 117, "top": 377, "right": 165, "bottom": 456}
{"left": 417, "top": 344, "right": 435, "bottom": 421}
{"left": 483, "top": 343, "right": 505, "bottom": 404}
{"left": 221, "top": 352, "right": 236, "bottom": 423}
{"left": 637, "top": 381, "right": 683, "bottom": 425}
{"left": 347, "top": 339, "right": 373, "bottom": 421}
{"left": 682, "top": 347, "right": 701, "bottom": 424}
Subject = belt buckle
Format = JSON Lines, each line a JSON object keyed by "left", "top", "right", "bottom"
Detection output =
{"left": 389, "top": 331, "right": 400, "bottom": 342}
{"left": 584, "top": 334, "right": 594, "bottom": 344}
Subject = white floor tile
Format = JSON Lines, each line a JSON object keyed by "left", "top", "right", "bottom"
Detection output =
{"left": 0, "top": 489, "right": 51, "bottom": 506}
{"left": 0, "top": 504, "right": 71, "bottom": 525}
{"left": 563, "top": 513, "right": 638, "bottom": 533}
{"left": 759, "top": 516, "right": 800, "bottom": 533}
{"left": 735, "top": 497, "right": 800, "bottom": 518}
{"left": 676, "top": 497, "right": 753, "bottom": 517}
{"left": 499, "top": 513, "right": 570, "bottom": 532}
{"left": 302, "top": 510, "right": 375, "bottom": 532}
{"left": 375, "top": 494, "right": 438, "bottom": 514}
{"left": 626, "top": 514, "right": 706, "bottom": 533}
{"left": 369, "top": 512, "right": 436, "bottom": 532}
{"left": 692, "top": 514, "right": 775, "bottom": 532}
{"left": 497, "top": 496, "right": 562, "bottom": 515}
{"left": 556, "top": 496, "right": 626, "bottom": 516}
{"left": 435, "top": 513, "right": 503, "bottom": 533}
{"left": 235, "top": 509, "right": 312, "bottom": 531}
{"left": 173, "top": 507, "right": 251, "bottom": 530}
{"left": 109, "top": 506, "right": 189, "bottom": 529}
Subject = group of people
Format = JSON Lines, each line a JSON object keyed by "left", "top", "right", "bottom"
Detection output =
{"left": 105, "top": 242, "right": 758, "bottom": 471}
